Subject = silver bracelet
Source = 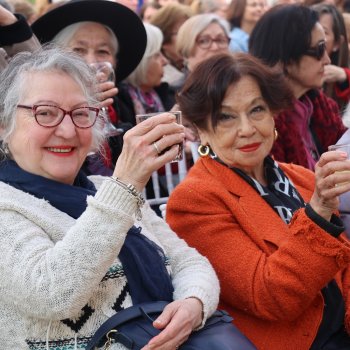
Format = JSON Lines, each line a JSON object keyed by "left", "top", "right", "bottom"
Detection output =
{"left": 109, "top": 176, "right": 145, "bottom": 220}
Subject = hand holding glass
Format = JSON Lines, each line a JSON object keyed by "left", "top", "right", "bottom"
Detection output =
{"left": 328, "top": 143, "right": 350, "bottom": 185}
{"left": 136, "top": 111, "right": 184, "bottom": 162}
{"left": 90, "top": 61, "right": 120, "bottom": 137}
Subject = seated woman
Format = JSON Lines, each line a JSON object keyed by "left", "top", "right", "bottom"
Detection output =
{"left": 226, "top": 0, "right": 267, "bottom": 53}
{"left": 167, "top": 52, "right": 350, "bottom": 350}
{"left": 0, "top": 46, "right": 220, "bottom": 349}
{"left": 312, "top": 3, "right": 350, "bottom": 112}
{"left": 249, "top": 4, "right": 346, "bottom": 170}
{"left": 118, "top": 23, "right": 174, "bottom": 117}
{"left": 175, "top": 13, "right": 230, "bottom": 90}
{"left": 32, "top": 0, "right": 147, "bottom": 172}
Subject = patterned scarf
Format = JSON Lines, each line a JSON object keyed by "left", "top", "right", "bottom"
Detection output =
{"left": 212, "top": 154, "right": 305, "bottom": 223}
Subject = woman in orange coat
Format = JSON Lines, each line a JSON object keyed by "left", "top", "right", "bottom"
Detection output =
{"left": 167, "top": 52, "right": 350, "bottom": 350}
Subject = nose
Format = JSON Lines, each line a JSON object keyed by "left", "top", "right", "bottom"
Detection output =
{"left": 237, "top": 115, "right": 256, "bottom": 136}
{"left": 55, "top": 114, "right": 77, "bottom": 138}
{"left": 84, "top": 52, "right": 99, "bottom": 65}
{"left": 161, "top": 52, "right": 168, "bottom": 66}
{"left": 322, "top": 50, "right": 331, "bottom": 65}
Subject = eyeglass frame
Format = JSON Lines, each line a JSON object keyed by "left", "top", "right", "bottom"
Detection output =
{"left": 195, "top": 35, "right": 230, "bottom": 50}
{"left": 17, "top": 104, "right": 100, "bottom": 129}
{"left": 304, "top": 41, "right": 327, "bottom": 60}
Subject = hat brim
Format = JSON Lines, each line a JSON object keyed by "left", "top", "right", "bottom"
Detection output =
{"left": 31, "top": 0, "right": 147, "bottom": 82}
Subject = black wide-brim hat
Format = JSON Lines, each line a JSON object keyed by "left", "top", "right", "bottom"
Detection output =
{"left": 31, "top": 0, "right": 147, "bottom": 82}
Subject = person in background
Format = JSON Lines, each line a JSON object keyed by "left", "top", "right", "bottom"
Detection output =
{"left": 150, "top": 3, "right": 193, "bottom": 88}
{"left": 7, "top": 0, "right": 38, "bottom": 24}
{"left": 119, "top": 23, "right": 172, "bottom": 118}
{"left": 0, "top": 45, "right": 219, "bottom": 350}
{"left": 249, "top": 4, "right": 346, "bottom": 170}
{"left": 343, "top": 12, "right": 350, "bottom": 50}
{"left": 312, "top": 3, "right": 350, "bottom": 112}
{"left": 139, "top": 1, "right": 161, "bottom": 22}
{"left": 32, "top": 0, "right": 147, "bottom": 174}
{"left": 0, "top": 3, "right": 40, "bottom": 71}
{"left": 190, "top": 0, "right": 230, "bottom": 17}
{"left": 226, "top": 0, "right": 268, "bottom": 53}
{"left": 167, "top": 52, "right": 350, "bottom": 350}
{"left": 175, "top": 13, "right": 230, "bottom": 88}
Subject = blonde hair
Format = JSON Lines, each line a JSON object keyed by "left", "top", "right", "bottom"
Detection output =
{"left": 176, "top": 13, "right": 230, "bottom": 59}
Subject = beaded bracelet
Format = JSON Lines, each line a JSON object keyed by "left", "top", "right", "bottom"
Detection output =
{"left": 109, "top": 176, "right": 145, "bottom": 220}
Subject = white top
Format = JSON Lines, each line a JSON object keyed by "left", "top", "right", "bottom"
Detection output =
{"left": 0, "top": 175, "right": 219, "bottom": 349}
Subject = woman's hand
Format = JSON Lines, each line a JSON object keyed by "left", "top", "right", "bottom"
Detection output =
{"left": 141, "top": 298, "right": 203, "bottom": 350}
{"left": 113, "top": 113, "right": 185, "bottom": 192}
{"left": 310, "top": 150, "right": 350, "bottom": 220}
{"left": 323, "top": 65, "right": 347, "bottom": 84}
{"left": 95, "top": 80, "right": 118, "bottom": 109}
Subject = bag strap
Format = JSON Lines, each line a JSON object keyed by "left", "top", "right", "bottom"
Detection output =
{"left": 85, "top": 301, "right": 169, "bottom": 350}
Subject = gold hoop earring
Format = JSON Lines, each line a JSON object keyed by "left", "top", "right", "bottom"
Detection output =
{"left": 198, "top": 144, "right": 210, "bottom": 157}
{"left": 274, "top": 128, "right": 278, "bottom": 141}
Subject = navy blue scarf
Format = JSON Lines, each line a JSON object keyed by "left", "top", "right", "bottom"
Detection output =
{"left": 0, "top": 160, "right": 173, "bottom": 304}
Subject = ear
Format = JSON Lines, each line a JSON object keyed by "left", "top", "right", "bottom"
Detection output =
{"left": 195, "top": 125, "right": 209, "bottom": 145}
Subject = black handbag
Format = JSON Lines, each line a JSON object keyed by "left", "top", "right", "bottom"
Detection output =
{"left": 86, "top": 301, "right": 256, "bottom": 350}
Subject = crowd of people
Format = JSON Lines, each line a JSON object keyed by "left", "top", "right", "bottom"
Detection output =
{"left": 2, "top": 0, "right": 350, "bottom": 349}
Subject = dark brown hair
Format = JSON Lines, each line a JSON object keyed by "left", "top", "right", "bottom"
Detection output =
{"left": 177, "top": 52, "right": 294, "bottom": 131}
{"left": 226, "top": 0, "right": 247, "bottom": 28}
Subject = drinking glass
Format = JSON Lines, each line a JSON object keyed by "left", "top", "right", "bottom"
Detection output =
{"left": 90, "top": 61, "right": 121, "bottom": 137}
{"left": 136, "top": 111, "right": 183, "bottom": 162}
{"left": 328, "top": 143, "right": 350, "bottom": 185}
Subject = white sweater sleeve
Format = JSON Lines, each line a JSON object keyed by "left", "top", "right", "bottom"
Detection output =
{"left": 0, "top": 179, "right": 138, "bottom": 319}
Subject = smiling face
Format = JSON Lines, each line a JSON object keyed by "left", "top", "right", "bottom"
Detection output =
{"left": 188, "top": 22, "right": 229, "bottom": 71}
{"left": 285, "top": 22, "right": 331, "bottom": 97}
{"left": 8, "top": 71, "right": 93, "bottom": 185}
{"left": 67, "top": 22, "right": 116, "bottom": 68}
{"left": 197, "top": 76, "right": 275, "bottom": 182}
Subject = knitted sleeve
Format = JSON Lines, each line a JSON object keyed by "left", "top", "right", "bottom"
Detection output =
{"left": 0, "top": 179, "right": 138, "bottom": 320}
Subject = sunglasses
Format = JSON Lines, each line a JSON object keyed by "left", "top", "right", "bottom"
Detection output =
{"left": 304, "top": 41, "right": 326, "bottom": 60}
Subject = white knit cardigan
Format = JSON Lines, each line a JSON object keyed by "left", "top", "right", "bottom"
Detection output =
{"left": 0, "top": 176, "right": 220, "bottom": 349}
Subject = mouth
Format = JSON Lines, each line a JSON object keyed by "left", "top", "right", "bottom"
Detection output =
{"left": 46, "top": 146, "right": 75, "bottom": 155}
{"left": 239, "top": 143, "right": 261, "bottom": 152}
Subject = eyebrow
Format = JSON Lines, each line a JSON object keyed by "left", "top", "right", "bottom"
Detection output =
{"left": 72, "top": 39, "right": 112, "bottom": 49}
{"left": 221, "top": 96, "right": 264, "bottom": 109}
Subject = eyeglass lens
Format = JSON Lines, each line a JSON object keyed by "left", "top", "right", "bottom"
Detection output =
{"left": 34, "top": 105, "right": 98, "bottom": 128}
{"left": 197, "top": 35, "right": 229, "bottom": 49}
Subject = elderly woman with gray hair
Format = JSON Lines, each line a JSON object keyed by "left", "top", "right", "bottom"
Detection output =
{"left": 0, "top": 46, "right": 220, "bottom": 349}
{"left": 173, "top": 13, "right": 230, "bottom": 90}
{"left": 118, "top": 22, "right": 174, "bottom": 117}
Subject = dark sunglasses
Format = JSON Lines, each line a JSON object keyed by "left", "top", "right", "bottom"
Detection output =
{"left": 304, "top": 41, "right": 326, "bottom": 60}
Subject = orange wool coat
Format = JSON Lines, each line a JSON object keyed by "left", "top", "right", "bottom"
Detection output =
{"left": 167, "top": 157, "right": 350, "bottom": 350}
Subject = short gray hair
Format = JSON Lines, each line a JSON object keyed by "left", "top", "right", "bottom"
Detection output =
{"left": 0, "top": 45, "right": 105, "bottom": 156}
{"left": 176, "top": 13, "right": 230, "bottom": 59}
{"left": 53, "top": 21, "right": 119, "bottom": 57}
{"left": 126, "top": 23, "right": 163, "bottom": 87}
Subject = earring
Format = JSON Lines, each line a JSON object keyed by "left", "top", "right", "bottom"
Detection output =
{"left": 198, "top": 144, "right": 210, "bottom": 157}
{"left": 274, "top": 128, "right": 278, "bottom": 141}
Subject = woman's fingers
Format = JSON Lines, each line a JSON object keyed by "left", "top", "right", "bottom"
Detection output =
{"left": 113, "top": 113, "right": 185, "bottom": 191}
{"left": 140, "top": 299, "right": 203, "bottom": 350}
{"left": 310, "top": 150, "right": 350, "bottom": 219}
